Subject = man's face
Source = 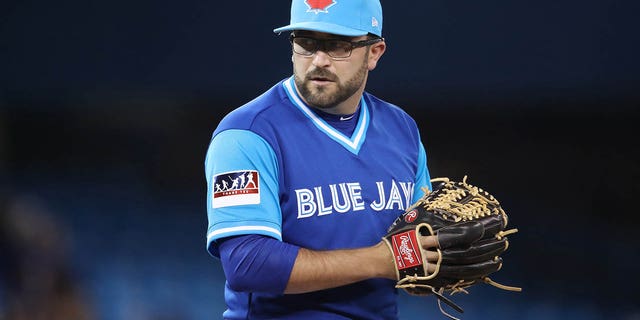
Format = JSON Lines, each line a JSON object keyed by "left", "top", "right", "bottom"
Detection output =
{"left": 292, "top": 31, "right": 372, "bottom": 111}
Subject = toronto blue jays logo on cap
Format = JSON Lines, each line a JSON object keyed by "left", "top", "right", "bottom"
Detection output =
{"left": 305, "top": 0, "right": 336, "bottom": 14}
{"left": 273, "top": 0, "right": 383, "bottom": 37}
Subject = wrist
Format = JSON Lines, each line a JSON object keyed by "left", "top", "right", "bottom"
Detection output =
{"left": 372, "top": 241, "right": 397, "bottom": 280}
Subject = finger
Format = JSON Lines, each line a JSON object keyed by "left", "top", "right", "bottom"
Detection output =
{"left": 420, "top": 235, "right": 438, "bottom": 249}
{"left": 427, "top": 262, "right": 437, "bottom": 274}
{"left": 425, "top": 249, "right": 439, "bottom": 262}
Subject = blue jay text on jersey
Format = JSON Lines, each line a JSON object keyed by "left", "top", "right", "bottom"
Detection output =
{"left": 295, "top": 180, "right": 414, "bottom": 218}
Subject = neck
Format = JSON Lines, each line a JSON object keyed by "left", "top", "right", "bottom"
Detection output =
{"left": 320, "top": 88, "right": 365, "bottom": 115}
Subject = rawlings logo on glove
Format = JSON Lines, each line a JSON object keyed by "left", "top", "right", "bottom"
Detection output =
{"left": 391, "top": 230, "right": 422, "bottom": 269}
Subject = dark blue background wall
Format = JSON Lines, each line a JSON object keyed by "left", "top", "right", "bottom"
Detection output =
{"left": 2, "top": 0, "right": 638, "bottom": 101}
{"left": 1, "top": 0, "right": 639, "bottom": 319}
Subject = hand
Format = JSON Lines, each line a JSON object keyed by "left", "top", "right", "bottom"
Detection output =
{"left": 419, "top": 221, "right": 490, "bottom": 274}
{"left": 418, "top": 235, "right": 440, "bottom": 274}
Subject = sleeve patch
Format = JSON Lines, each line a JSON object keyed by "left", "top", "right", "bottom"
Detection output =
{"left": 212, "top": 170, "right": 260, "bottom": 208}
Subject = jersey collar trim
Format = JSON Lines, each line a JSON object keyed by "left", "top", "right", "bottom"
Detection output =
{"left": 282, "top": 77, "right": 369, "bottom": 155}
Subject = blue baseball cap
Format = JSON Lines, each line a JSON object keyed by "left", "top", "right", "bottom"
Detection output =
{"left": 274, "top": 0, "right": 383, "bottom": 37}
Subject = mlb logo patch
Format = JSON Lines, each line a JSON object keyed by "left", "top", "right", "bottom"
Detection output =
{"left": 212, "top": 170, "right": 260, "bottom": 208}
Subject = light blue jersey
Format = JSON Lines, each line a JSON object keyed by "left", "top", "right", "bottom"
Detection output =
{"left": 205, "top": 77, "right": 431, "bottom": 319}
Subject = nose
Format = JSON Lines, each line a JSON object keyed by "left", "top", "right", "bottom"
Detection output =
{"left": 311, "top": 50, "right": 332, "bottom": 68}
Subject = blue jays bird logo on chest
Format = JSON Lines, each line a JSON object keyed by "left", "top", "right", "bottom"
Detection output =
{"left": 305, "top": 0, "right": 337, "bottom": 13}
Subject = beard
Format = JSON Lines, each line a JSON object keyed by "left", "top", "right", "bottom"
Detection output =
{"left": 294, "top": 54, "right": 369, "bottom": 110}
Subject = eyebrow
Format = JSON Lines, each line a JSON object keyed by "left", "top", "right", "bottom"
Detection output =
{"left": 292, "top": 31, "right": 354, "bottom": 41}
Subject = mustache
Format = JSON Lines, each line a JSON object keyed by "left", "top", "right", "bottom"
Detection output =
{"left": 305, "top": 69, "right": 338, "bottom": 82}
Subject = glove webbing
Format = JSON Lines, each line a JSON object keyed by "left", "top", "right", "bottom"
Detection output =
{"left": 426, "top": 176, "right": 506, "bottom": 223}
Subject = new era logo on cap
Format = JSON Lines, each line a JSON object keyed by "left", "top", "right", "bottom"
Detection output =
{"left": 306, "top": 0, "right": 336, "bottom": 13}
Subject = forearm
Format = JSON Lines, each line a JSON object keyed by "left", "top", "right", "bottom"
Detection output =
{"left": 219, "top": 235, "right": 299, "bottom": 293}
{"left": 284, "top": 241, "right": 396, "bottom": 294}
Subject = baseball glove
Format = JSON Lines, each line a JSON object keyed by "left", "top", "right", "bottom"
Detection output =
{"left": 382, "top": 176, "right": 520, "bottom": 318}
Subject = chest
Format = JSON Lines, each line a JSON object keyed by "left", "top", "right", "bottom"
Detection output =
{"left": 275, "top": 122, "right": 418, "bottom": 249}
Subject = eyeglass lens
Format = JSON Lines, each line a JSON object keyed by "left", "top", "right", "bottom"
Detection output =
{"left": 292, "top": 38, "right": 354, "bottom": 58}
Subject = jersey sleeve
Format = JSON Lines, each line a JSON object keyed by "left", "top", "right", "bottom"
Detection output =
{"left": 204, "top": 129, "right": 281, "bottom": 257}
{"left": 412, "top": 141, "right": 432, "bottom": 203}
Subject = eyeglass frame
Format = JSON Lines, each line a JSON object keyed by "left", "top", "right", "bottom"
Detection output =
{"left": 289, "top": 34, "right": 384, "bottom": 59}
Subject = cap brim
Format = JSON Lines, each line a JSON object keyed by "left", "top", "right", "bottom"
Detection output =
{"left": 273, "top": 22, "right": 369, "bottom": 37}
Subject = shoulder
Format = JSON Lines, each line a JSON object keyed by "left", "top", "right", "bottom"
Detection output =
{"left": 364, "top": 92, "right": 419, "bottom": 127}
{"left": 213, "top": 80, "right": 291, "bottom": 136}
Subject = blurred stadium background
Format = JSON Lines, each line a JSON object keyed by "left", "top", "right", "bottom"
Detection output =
{"left": 1, "top": 0, "right": 638, "bottom": 319}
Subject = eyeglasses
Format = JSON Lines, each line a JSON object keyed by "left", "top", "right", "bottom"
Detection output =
{"left": 290, "top": 35, "right": 384, "bottom": 59}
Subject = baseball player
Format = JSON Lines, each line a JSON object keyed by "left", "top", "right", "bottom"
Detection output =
{"left": 204, "top": 0, "right": 433, "bottom": 318}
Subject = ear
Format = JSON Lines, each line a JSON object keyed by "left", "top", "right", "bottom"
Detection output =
{"left": 367, "top": 41, "right": 386, "bottom": 71}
